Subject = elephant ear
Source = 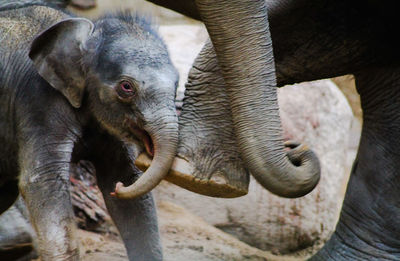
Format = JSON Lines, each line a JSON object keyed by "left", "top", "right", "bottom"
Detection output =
{"left": 29, "top": 18, "right": 94, "bottom": 108}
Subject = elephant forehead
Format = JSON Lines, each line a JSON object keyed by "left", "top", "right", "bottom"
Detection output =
{"left": 109, "top": 35, "right": 171, "bottom": 68}
{"left": 94, "top": 35, "right": 173, "bottom": 82}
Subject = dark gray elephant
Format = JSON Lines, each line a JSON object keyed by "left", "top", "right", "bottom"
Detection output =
{"left": 0, "top": 2, "right": 179, "bottom": 260}
{"left": 136, "top": 0, "right": 400, "bottom": 260}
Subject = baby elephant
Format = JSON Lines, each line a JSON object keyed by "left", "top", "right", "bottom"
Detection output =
{"left": 0, "top": 2, "right": 179, "bottom": 260}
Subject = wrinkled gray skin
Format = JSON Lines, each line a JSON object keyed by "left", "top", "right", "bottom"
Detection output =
{"left": 145, "top": 0, "right": 400, "bottom": 260}
{"left": 0, "top": 3, "right": 178, "bottom": 260}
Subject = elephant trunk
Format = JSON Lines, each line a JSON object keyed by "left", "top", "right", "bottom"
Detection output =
{"left": 114, "top": 112, "right": 178, "bottom": 199}
{"left": 195, "top": 0, "right": 320, "bottom": 197}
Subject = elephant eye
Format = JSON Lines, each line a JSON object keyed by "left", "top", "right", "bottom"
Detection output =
{"left": 121, "top": 81, "right": 133, "bottom": 92}
{"left": 116, "top": 80, "right": 136, "bottom": 101}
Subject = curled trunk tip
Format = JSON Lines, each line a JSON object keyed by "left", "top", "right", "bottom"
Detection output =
{"left": 252, "top": 141, "right": 321, "bottom": 198}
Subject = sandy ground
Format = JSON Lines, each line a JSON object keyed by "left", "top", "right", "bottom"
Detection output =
{"left": 76, "top": 201, "right": 303, "bottom": 261}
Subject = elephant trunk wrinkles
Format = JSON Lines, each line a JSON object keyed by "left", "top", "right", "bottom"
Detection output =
{"left": 114, "top": 113, "right": 178, "bottom": 199}
{"left": 195, "top": 0, "right": 320, "bottom": 197}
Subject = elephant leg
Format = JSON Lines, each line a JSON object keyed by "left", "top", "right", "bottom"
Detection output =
{"left": 0, "top": 179, "right": 18, "bottom": 214}
{"left": 88, "top": 133, "right": 162, "bottom": 261}
{"left": 312, "top": 67, "right": 400, "bottom": 260}
{"left": 18, "top": 137, "right": 78, "bottom": 260}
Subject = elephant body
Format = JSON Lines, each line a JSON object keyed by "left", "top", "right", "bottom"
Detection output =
{"left": 0, "top": 2, "right": 179, "bottom": 260}
{"left": 144, "top": 0, "right": 400, "bottom": 260}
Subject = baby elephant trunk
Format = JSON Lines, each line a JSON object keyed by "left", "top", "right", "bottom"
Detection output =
{"left": 114, "top": 113, "right": 178, "bottom": 199}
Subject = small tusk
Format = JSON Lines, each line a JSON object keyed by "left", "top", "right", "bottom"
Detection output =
{"left": 135, "top": 153, "right": 195, "bottom": 179}
{"left": 134, "top": 153, "right": 248, "bottom": 198}
{"left": 134, "top": 153, "right": 153, "bottom": 171}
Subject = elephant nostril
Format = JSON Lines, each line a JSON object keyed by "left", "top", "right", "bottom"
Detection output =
{"left": 289, "top": 156, "right": 302, "bottom": 167}
{"left": 284, "top": 140, "right": 301, "bottom": 149}
{"left": 284, "top": 140, "right": 305, "bottom": 167}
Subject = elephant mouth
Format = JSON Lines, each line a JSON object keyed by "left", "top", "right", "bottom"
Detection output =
{"left": 133, "top": 127, "right": 154, "bottom": 157}
{"left": 125, "top": 118, "right": 154, "bottom": 157}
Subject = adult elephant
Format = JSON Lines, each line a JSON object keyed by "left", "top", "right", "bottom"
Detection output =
{"left": 137, "top": 0, "right": 400, "bottom": 260}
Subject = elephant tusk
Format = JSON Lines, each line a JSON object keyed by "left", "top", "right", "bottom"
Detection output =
{"left": 134, "top": 153, "right": 248, "bottom": 198}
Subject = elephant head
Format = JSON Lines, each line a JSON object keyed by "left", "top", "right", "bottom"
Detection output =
{"left": 29, "top": 15, "right": 179, "bottom": 199}
{"left": 138, "top": 0, "right": 320, "bottom": 198}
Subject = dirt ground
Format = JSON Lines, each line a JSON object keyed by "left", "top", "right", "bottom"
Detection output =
{"left": 74, "top": 201, "right": 304, "bottom": 261}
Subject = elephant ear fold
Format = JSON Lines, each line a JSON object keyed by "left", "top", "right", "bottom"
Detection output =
{"left": 29, "top": 18, "right": 94, "bottom": 108}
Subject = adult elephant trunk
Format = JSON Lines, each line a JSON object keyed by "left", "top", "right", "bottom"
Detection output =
{"left": 195, "top": 0, "right": 320, "bottom": 197}
{"left": 114, "top": 113, "right": 178, "bottom": 199}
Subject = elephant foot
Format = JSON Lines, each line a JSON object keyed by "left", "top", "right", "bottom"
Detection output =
{"left": 135, "top": 153, "right": 248, "bottom": 197}
{"left": 0, "top": 199, "right": 38, "bottom": 261}
{"left": 0, "top": 243, "right": 37, "bottom": 261}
